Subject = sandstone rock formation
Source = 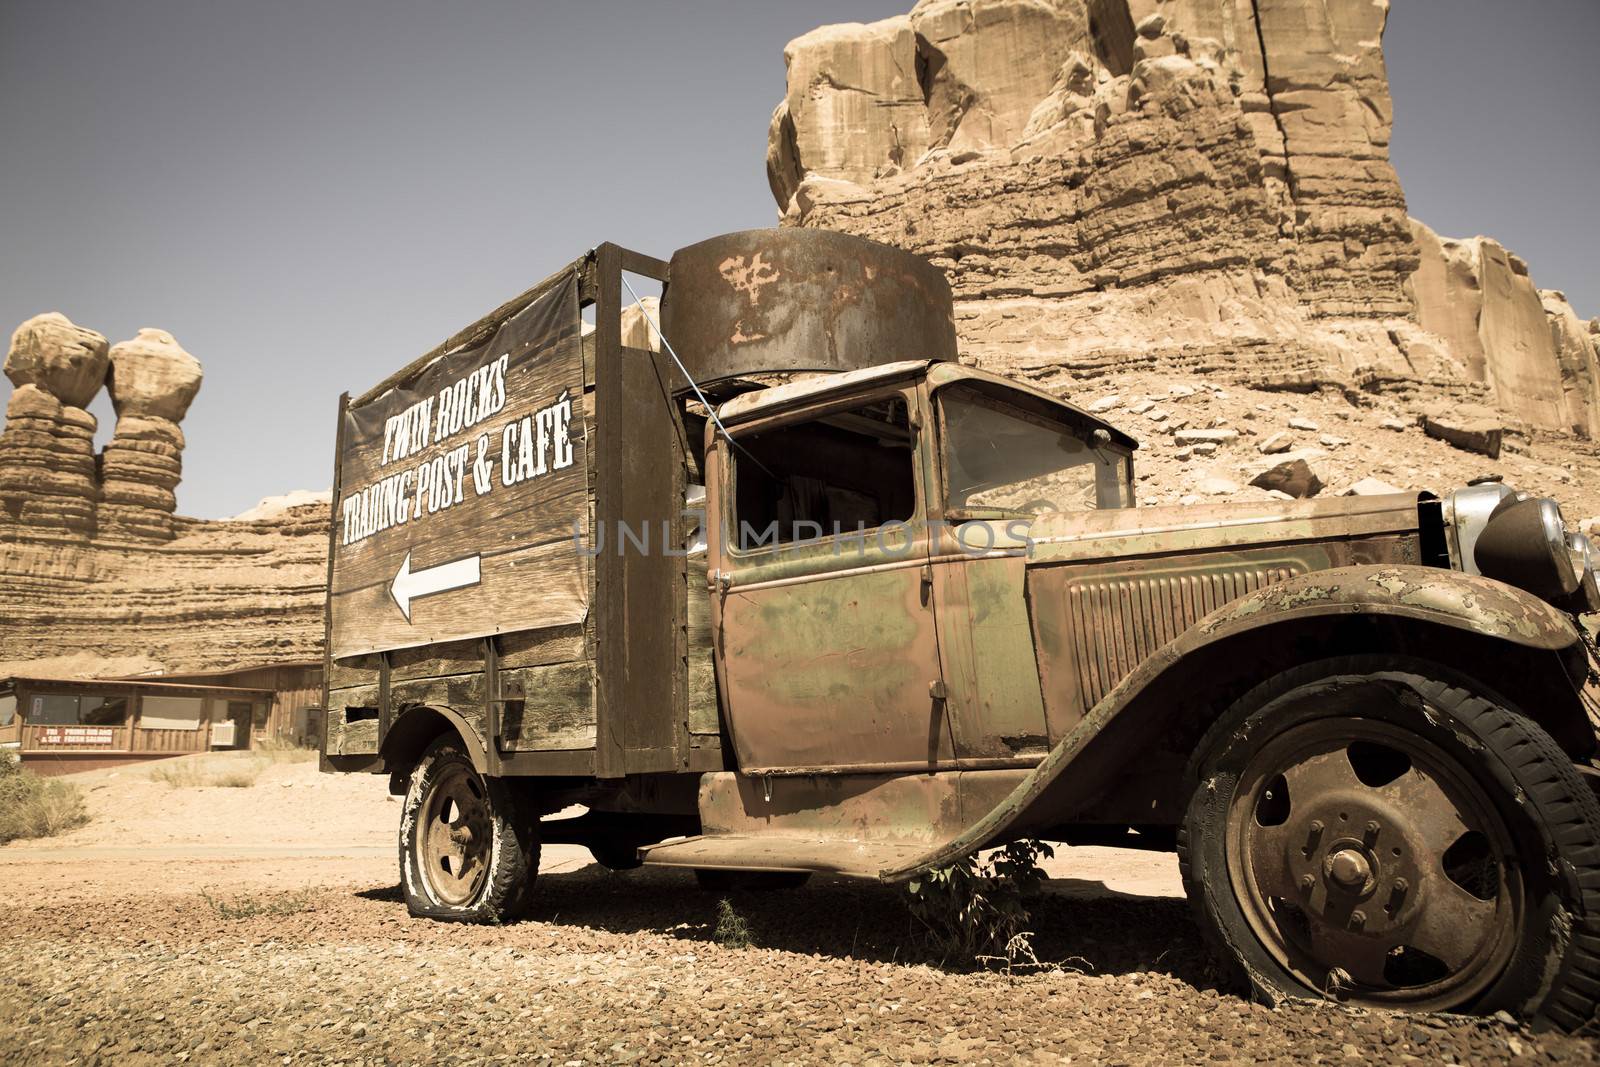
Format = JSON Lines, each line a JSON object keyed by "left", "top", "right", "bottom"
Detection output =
{"left": 768, "top": 0, "right": 1598, "bottom": 441}
{"left": 1404, "top": 220, "right": 1600, "bottom": 436}
{"left": 0, "top": 316, "right": 204, "bottom": 543}
{"left": 1543, "top": 292, "right": 1600, "bottom": 440}
{"left": 0, "top": 315, "right": 324, "bottom": 675}
{"left": 100, "top": 328, "right": 204, "bottom": 540}
{"left": 0, "top": 314, "right": 110, "bottom": 536}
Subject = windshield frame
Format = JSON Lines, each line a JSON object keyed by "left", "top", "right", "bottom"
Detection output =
{"left": 932, "top": 380, "right": 1135, "bottom": 522}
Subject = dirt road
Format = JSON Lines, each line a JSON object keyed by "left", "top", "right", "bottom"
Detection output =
{"left": 1, "top": 754, "right": 1594, "bottom": 1064}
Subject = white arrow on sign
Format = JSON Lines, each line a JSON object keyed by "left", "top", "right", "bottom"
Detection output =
{"left": 390, "top": 551, "right": 481, "bottom": 622}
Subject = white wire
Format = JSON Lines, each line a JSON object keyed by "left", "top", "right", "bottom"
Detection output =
{"left": 621, "top": 276, "right": 742, "bottom": 448}
{"left": 619, "top": 274, "right": 774, "bottom": 476}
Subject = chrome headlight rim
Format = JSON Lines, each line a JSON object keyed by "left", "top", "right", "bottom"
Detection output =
{"left": 1567, "top": 531, "right": 1593, "bottom": 581}
{"left": 1539, "top": 498, "right": 1579, "bottom": 589}
{"left": 1567, "top": 532, "right": 1600, "bottom": 615}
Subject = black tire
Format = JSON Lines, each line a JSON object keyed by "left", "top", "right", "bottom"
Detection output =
{"left": 399, "top": 735, "right": 540, "bottom": 923}
{"left": 1179, "top": 655, "right": 1600, "bottom": 1031}
{"left": 693, "top": 869, "right": 812, "bottom": 891}
{"left": 588, "top": 840, "right": 643, "bottom": 871}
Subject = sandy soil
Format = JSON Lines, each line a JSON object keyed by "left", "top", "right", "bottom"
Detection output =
{"left": 1, "top": 754, "right": 1596, "bottom": 1064}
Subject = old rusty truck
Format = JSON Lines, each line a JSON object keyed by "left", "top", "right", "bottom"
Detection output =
{"left": 322, "top": 228, "right": 1600, "bottom": 1029}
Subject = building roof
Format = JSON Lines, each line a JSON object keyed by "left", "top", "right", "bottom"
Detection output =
{"left": 125, "top": 660, "right": 322, "bottom": 682}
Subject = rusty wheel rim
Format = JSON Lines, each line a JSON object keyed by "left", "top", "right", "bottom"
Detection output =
{"left": 1225, "top": 716, "right": 1522, "bottom": 1010}
{"left": 419, "top": 764, "right": 492, "bottom": 907}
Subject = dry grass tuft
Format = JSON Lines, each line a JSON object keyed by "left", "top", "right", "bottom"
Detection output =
{"left": 208, "top": 767, "right": 264, "bottom": 788}
{"left": 149, "top": 760, "right": 206, "bottom": 788}
{"left": 253, "top": 738, "right": 316, "bottom": 763}
{"left": 150, "top": 753, "right": 271, "bottom": 789}
{"left": 0, "top": 754, "right": 90, "bottom": 843}
{"left": 200, "top": 887, "right": 315, "bottom": 920}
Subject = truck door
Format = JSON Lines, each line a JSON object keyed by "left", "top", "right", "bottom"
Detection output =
{"left": 925, "top": 379, "right": 1133, "bottom": 758}
{"left": 707, "top": 385, "right": 953, "bottom": 774}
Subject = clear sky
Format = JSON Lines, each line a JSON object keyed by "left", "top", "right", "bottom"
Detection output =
{"left": 3, "top": 0, "right": 1595, "bottom": 519}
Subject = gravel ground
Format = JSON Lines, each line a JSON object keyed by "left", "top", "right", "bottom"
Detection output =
{"left": 4, "top": 862, "right": 1599, "bottom": 1065}
{"left": 3, "top": 756, "right": 1599, "bottom": 1064}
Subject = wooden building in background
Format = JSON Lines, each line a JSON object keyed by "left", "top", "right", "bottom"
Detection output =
{"left": 0, "top": 676, "right": 276, "bottom": 776}
{"left": 0, "top": 661, "right": 323, "bottom": 776}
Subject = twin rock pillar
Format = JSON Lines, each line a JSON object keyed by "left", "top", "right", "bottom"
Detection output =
{"left": 0, "top": 313, "right": 202, "bottom": 541}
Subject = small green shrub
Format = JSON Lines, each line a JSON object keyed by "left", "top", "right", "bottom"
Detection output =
{"left": 200, "top": 888, "right": 315, "bottom": 920}
{"left": 713, "top": 897, "right": 752, "bottom": 949}
{"left": 0, "top": 754, "right": 90, "bottom": 844}
{"left": 904, "top": 839, "right": 1054, "bottom": 971}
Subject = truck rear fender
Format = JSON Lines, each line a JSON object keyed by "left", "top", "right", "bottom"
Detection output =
{"left": 380, "top": 705, "right": 491, "bottom": 792}
{"left": 879, "top": 565, "right": 1587, "bottom": 882}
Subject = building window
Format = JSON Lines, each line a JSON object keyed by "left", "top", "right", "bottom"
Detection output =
{"left": 81, "top": 696, "right": 130, "bottom": 726}
{"left": 30, "top": 695, "right": 85, "bottom": 726}
{"left": 23, "top": 693, "right": 133, "bottom": 726}
{"left": 141, "top": 695, "right": 205, "bottom": 731}
{"left": 0, "top": 694, "right": 15, "bottom": 727}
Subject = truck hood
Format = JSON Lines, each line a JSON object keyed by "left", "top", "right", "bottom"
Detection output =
{"left": 1023, "top": 493, "right": 1421, "bottom": 563}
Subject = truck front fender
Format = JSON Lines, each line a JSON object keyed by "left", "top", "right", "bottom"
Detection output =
{"left": 879, "top": 565, "right": 1583, "bottom": 882}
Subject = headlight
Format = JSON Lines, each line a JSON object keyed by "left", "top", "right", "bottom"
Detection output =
{"left": 1565, "top": 532, "right": 1600, "bottom": 615}
{"left": 1473, "top": 496, "right": 1581, "bottom": 601}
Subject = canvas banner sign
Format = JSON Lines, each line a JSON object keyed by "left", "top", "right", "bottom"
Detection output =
{"left": 329, "top": 270, "right": 588, "bottom": 657}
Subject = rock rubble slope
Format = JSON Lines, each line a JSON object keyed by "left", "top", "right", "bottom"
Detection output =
{"left": 770, "top": 0, "right": 1600, "bottom": 454}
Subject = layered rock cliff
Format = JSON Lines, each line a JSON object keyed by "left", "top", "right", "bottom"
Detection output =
{"left": 0, "top": 504, "right": 329, "bottom": 677}
{"left": 768, "top": 0, "right": 1600, "bottom": 440}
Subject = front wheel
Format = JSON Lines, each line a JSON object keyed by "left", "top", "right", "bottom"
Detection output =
{"left": 399, "top": 736, "right": 539, "bottom": 922}
{"left": 1180, "top": 657, "right": 1600, "bottom": 1031}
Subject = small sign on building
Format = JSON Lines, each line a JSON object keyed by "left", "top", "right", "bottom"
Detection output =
{"left": 35, "top": 725, "right": 117, "bottom": 746}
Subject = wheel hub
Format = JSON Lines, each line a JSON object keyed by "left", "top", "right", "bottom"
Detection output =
{"left": 1325, "top": 847, "right": 1372, "bottom": 893}
{"left": 1288, "top": 794, "right": 1422, "bottom": 933}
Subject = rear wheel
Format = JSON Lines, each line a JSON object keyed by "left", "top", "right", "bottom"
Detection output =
{"left": 1180, "top": 657, "right": 1600, "bottom": 1030}
{"left": 399, "top": 736, "right": 539, "bottom": 922}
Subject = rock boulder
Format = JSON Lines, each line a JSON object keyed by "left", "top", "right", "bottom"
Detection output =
{"left": 768, "top": 2, "right": 1598, "bottom": 442}
{"left": 1248, "top": 451, "right": 1330, "bottom": 499}
{"left": 1422, "top": 409, "right": 1504, "bottom": 459}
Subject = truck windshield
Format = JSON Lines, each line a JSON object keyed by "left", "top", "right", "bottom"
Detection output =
{"left": 940, "top": 385, "right": 1131, "bottom": 516}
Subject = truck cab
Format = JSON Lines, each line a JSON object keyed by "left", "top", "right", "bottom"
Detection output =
{"left": 704, "top": 358, "right": 1135, "bottom": 777}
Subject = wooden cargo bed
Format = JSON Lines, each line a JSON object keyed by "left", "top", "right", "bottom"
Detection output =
{"left": 322, "top": 244, "right": 722, "bottom": 780}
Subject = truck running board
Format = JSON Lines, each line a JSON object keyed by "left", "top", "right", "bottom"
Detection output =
{"left": 637, "top": 834, "right": 932, "bottom": 879}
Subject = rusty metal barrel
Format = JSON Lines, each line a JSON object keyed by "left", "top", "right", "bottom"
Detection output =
{"left": 658, "top": 228, "right": 957, "bottom": 391}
